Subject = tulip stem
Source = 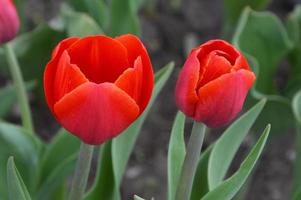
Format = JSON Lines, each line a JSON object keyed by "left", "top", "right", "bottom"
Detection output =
{"left": 68, "top": 142, "right": 94, "bottom": 200}
{"left": 3, "top": 43, "right": 34, "bottom": 133}
{"left": 175, "top": 121, "right": 206, "bottom": 200}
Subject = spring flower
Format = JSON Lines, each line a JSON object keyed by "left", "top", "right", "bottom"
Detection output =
{"left": 175, "top": 39, "right": 255, "bottom": 128}
{"left": 0, "top": 0, "right": 20, "bottom": 44}
{"left": 44, "top": 35, "right": 154, "bottom": 144}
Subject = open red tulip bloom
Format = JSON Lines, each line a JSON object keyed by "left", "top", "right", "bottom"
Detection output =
{"left": 44, "top": 35, "right": 154, "bottom": 144}
{"left": 175, "top": 40, "right": 255, "bottom": 128}
{"left": 0, "top": 0, "right": 20, "bottom": 44}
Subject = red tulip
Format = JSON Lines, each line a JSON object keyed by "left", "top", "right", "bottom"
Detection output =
{"left": 44, "top": 35, "right": 154, "bottom": 144}
{"left": 0, "top": 0, "right": 20, "bottom": 44}
{"left": 175, "top": 40, "right": 255, "bottom": 128}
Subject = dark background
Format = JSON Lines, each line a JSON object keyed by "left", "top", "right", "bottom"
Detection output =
{"left": 17, "top": 0, "right": 301, "bottom": 199}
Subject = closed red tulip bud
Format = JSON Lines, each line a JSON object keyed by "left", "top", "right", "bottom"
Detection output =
{"left": 0, "top": 0, "right": 20, "bottom": 44}
{"left": 175, "top": 40, "right": 255, "bottom": 128}
{"left": 44, "top": 35, "right": 154, "bottom": 144}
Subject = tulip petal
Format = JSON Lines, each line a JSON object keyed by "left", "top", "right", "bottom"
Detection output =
{"left": 175, "top": 49, "right": 201, "bottom": 117}
{"left": 115, "top": 56, "right": 143, "bottom": 108}
{"left": 44, "top": 37, "right": 80, "bottom": 111}
{"left": 115, "top": 34, "right": 154, "bottom": 111}
{"left": 53, "top": 82, "right": 140, "bottom": 144}
{"left": 67, "top": 36, "right": 130, "bottom": 83}
{"left": 195, "top": 69, "right": 256, "bottom": 128}
{"left": 54, "top": 51, "right": 88, "bottom": 102}
{"left": 198, "top": 51, "right": 232, "bottom": 87}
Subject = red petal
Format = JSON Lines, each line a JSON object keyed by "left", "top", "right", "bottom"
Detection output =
{"left": 197, "top": 50, "right": 232, "bottom": 88}
{"left": 53, "top": 82, "right": 140, "bottom": 144}
{"left": 194, "top": 69, "right": 255, "bottom": 127}
{"left": 175, "top": 49, "right": 200, "bottom": 117}
{"left": 44, "top": 37, "right": 80, "bottom": 112}
{"left": 53, "top": 51, "right": 88, "bottom": 102}
{"left": 115, "top": 56, "right": 143, "bottom": 108}
{"left": 115, "top": 34, "right": 154, "bottom": 111}
{"left": 66, "top": 35, "right": 129, "bottom": 83}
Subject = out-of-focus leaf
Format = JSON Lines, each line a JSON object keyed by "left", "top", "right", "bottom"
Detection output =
{"left": 0, "top": 24, "right": 64, "bottom": 96}
{"left": 207, "top": 99, "right": 266, "bottom": 190}
{"left": 167, "top": 112, "right": 186, "bottom": 200}
{"left": 134, "top": 195, "right": 145, "bottom": 200}
{"left": 0, "top": 82, "right": 35, "bottom": 118}
{"left": 287, "top": 5, "right": 301, "bottom": 97}
{"left": 233, "top": 8, "right": 294, "bottom": 134}
{"left": 14, "top": 0, "right": 27, "bottom": 33}
{"left": 59, "top": 4, "right": 104, "bottom": 37}
{"left": 292, "top": 90, "right": 301, "bottom": 196}
{"left": 201, "top": 125, "right": 270, "bottom": 200}
{"left": 85, "top": 62, "right": 174, "bottom": 200}
{"left": 7, "top": 157, "right": 32, "bottom": 200}
{"left": 110, "top": 0, "right": 140, "bottom": 36}
{"left": 224, "top": 0, "right": 271, "bottom": 25}
{"left": 0, "top": 121, "right": 40, "bottom": 199}
{"left": 293, "top": 186, "right": 301, "bottom": 200}
{"left": 233, "top": 7, "right": 292, "bottom": 94}
{"left": 36, "top": 129, "right": 80, "bottom": 200}
{"left": 190, "top": 145, "right": 213, "bottom": 200}
{"left": 68, "top": 0, "right": 109, "bottom": 29}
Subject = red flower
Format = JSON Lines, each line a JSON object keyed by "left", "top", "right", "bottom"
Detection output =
{"left": 175, "top": 40, "right": 255, "bottom": 128}
{"left": 44, "top": 35, "right": 154, "bottom": 144}
{"left": 0, "top": 0, "right": 20, "bottom": 44}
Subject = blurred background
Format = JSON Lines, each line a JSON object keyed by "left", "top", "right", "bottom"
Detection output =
{"left": 2, "top": 0, "right": 301, "bottom": 199}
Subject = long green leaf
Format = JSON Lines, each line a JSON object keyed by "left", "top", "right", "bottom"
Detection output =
{"left": 134, "top": 195, "right": 145, "bottom": 200}
{"left": 7, "top": 157, "right": 32, "bottom": 200}
{"left": 201, "top": 125, "right": 270, "bottom": 200}
{"left": 208, "top": 99, "right": 266, "bottom": 190}
{"left": 167, "top": 112, "right": 186, "bottom": 200}
{"left": 85, "top": 62, "right": 174, "bottom": 200}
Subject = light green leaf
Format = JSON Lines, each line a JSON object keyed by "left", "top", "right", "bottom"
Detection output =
{"left": 167, "top": 112, "right": 186, "bottom": 200}
{"left": 110, "top": 0, "right": 140, "bottom": 36}
{"left": 59, "top": 4, "right": 103, "bottom": 37}
{"left": 36, "top": 129, "right": 80, "bottom": 200}
{"left": 190, "top": 145, "right": 213, "bottom": 200}
{"left": 7, "top": 157, "right": 32, "bottom": 200}
{"left": 85, "top": 62, "right": 174, "bottom": 200}
{"left": 201, "top": 125, "right": 270, "bottom": 200}
{"left": 208, "top": 99, "right": 266, "bottom": 190}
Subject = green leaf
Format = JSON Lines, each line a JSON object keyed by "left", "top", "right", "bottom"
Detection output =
{"left": 85, "top": 62, "right": 174, "bottom": 200}
{"left": 0, "top": 121, "right": 40, "bottom": 199}
{"left": 167, "top": 112, "right": 186, "bottom": 200}
{"left": 293, "top": 186, "right": 301, "bottom": 200}
{"left": 233, "top": 7, "right": 292, "bottom": 94}
{"left": 224, "top": 0, "right": 271, "bottom": 25}
{"left": 36, "top": 129, "right": 80, "bottom": 200}
{"left": 134, "top": 195, "right": 145, "bottom": 200}
{"left": 208, "top": 99, "right": 266, "bottom": 190}
{"left": 190, "top": 145, "right": 213, "bottom": 200}
{"left": 110, "top": 0, "right": 140, "bottom": 36}
{"left": 68, "top": 0, "right": 109, "bottom": 29}
{"left": 201, "top": 125, "right": 271, "bottom": 200}
{"left": 7, "top": 157, "right": 32, "bottom": 200}
{"left": 291, "top": 90, "right": 301, "bottom": 196}
{"left": 59, "top": 4, "right": 104, "bottom": 37}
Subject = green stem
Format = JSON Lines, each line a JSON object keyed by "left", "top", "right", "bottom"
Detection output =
{"left": 68, "top": 142, "right": 94, "bottom": 200}
{"left": 175, "top": 121, "right": 206, "bottom": 200}
{"left": 3, "top": 43, "right": 34, "bottom": 133}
